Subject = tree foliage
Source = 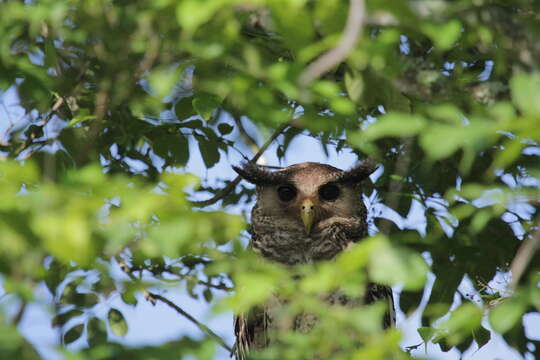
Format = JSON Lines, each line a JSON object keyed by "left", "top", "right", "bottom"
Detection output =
{"left": 1, "top": 0, "right": 539, "bottom": 359}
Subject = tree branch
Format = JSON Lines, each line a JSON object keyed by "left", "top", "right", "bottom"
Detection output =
{"left": 119, "top": 261, "right": 233, "bottom": 352}
{"left": 380, "top": 138, "right": 414, "bottom": 235}
{"left": 509, "top": 216, "right": 540, "bottom": 289}
{"left": 11, "top": 300, "right": 27, "bottom": 326}
{"left": 298, "top": 0, "right": 365, "bottom": 89}
{"left": 233, "top": 116, "right": 262, "bottom": 161}
{"left": 127, "top": 263, "right": 233, "bottom": 291}
{"left": 144, "top": 291, "right": 233, "bottom": 353}
{"left": 190, "top": 122, "right": 290, "bottom": 207}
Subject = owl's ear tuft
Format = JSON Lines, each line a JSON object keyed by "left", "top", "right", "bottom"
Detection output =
{"left": 337, "top": 159, "right": 377, "bottom": 184}
{"left": 233, "top": 163, "right": 289, "bottom": 185}
{"left": 232, "top": 163, "right": 262, "bottom": 184}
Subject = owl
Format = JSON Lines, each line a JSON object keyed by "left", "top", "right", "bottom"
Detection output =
{"left": 232, "top": 161, "right": 395, "bottom": 359}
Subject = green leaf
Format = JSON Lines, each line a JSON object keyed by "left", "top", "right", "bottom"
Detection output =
{"left": 198, "top": 139, "right": 220, "bottom": 169}
{"left": 67, "top": 114, "right": 96, "bottom": 127}
{"left": 422, "top": 20, "right": 462, "bottom": 50}
{"left": 473, "top": 326, "right": 491, "bottom": 348}
{"left": 32, "top": 212, "right": 94, "bottom": 266}
{"left": 121, "top": 289, "right": 138, "bottom": 306}
{"left": 175, "top": 96, "right": 195, "bottom": 120}
{"left": 345, "top": 69, "right": 364, "bottom": 103}
{"left": 52, "top": 309, "right": 84, "bottom": 327}
{"left": 148, "top": 67, "right": 182, "bottom": 100}
{"left": 87, "top": 317, "right": 108, "bottom": 347}
{"left": 192, "top": 93, "right": 221, "bottom": 121}
{"left": 63, "top": 324, "right": 84, "bottom": 345}
{"left": 363, "top": 113, "right": 426, "bottom": 141}
{"left": 492, "top": 138, "right": 524, "bottom": 171}
{"left": 418, "top": 326, "right": 436, "bottom": 342}
{"left": 489, "top": 298, "right": 526, "bottom": 334}
{"left": 176, "top": 0, "right": 225, "bottom": 34}
{"left": 510, "top": 72, "right": 540, "bottom": 116}
{"left": 218, "top": 123, "right": 234, "bottom": 136}
{"left": 442, "top": 302, "right": 482, "bottom": 338}
{"left": 420, "top": 124, "right": 463, "bottom": 160}
{"left": 108, "top": 309, "right": 128, "bottom": 337}
{"left": 367, "top": 235, "right": 428, "bottom": 290}
{"left": 170, "top": 134, "right": 190, "bottom": 166}
{"left": 360, "top": 72, "right": 411, "bottom": 112}
{"left": 203, "top": 288, "right": 213, "bottom": 302}
{"left": 429, "top": 302, "right": 483, "bottom": 351}
{"left": 44, "top": 259, "right": 69, "bottom": 295}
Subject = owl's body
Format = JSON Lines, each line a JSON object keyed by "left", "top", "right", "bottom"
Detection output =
{"left": 233, "top": 162, "right": 394, "bottom": 359}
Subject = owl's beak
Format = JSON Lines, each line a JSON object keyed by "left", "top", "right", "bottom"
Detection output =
{"left": 300, "top": 199, "right": 315, "bottom": 234}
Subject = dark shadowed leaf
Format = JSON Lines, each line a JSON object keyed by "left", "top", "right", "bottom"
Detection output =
{"left": 52, "top": 309, "right": 84, "bottom": 327}
{"left": 87, "top": 317, "right": 108, "bottom": 347}
{"left": 218, "top": 123, "right": 234, "bottom": 136}
{"left": 473, "top": 326, "right": 491, "bottom": 348}
{"left": 63, "top": 324, "right": 84, "bottom": 345}
{"left": 198, "top": 139, "right": 220, "bottom": 168}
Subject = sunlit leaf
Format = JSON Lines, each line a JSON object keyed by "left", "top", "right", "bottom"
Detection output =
{"left": 363, "top": 113, "right": 426, "bottom": 141}
{"left": 422, "top": 20, "right": 462, "bottom": 50}
{"left": 108, "top": 309, "right": 128, "bottom": 338}
{"left": 367, "top": 235, "right": 428, "bottom": 290}
{"left": 193, "top": 93, "right": 221, "bottom": 121}
{"left": 510, "top": 72, "right": 540, "bottom": 117}
{"left": 489, "top": 298, "right": 526, "bottom": 334}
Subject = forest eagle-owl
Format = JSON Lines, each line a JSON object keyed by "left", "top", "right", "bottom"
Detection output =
{"left": 232, "top": 161, "right": 395, "bottom": 359}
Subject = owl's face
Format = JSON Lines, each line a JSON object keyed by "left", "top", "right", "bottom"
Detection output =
{"left": 234, "top": 161, "right": 375, "bottom": 235}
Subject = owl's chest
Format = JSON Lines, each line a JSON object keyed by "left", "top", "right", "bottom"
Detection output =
{"left": 250, "top": 218, "right": 351, "bottom": 265}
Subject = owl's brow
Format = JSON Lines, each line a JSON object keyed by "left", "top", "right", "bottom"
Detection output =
{"left": 335, "top": 160, "right": 377, "bottom": 184}
{"left": 232, "top": 163, "right": 291, "bottom": 185}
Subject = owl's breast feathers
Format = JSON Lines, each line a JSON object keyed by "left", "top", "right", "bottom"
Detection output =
{"left": 251, "top": 204, "right": 368, "bottom": 265}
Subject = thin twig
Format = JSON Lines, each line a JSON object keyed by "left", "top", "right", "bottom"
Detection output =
{"left": 380, "top": 138, "right": 414, "bottom": 235}
{"left": 128, "top": 263, "right": 233, "bottom": 291}
{"left": 298, "top": 0, "right": 365, "bottom": 89}
{"left": 119, "top": 261, "right": 233, "bottom": 352}
{"left": 190, "top": 122, "right": 290, "bottom": 207}
{"left": 145, "top": 291, "right": 234, "bottom": 353}
{"left": 11, "top": 301, "right": 27, "bottom": 326}
{"left": 509, "top": 216, "right": 540, "bottom": 289}
{"left": 13, "top": 63, "right": 88, "bottom": 157}
{"left": 233, "top": 116, "right": 262, "bottom": 161}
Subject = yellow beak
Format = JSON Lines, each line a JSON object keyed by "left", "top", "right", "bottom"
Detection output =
{"left": 300, "top": 199, "right": 315, "bottom": 234}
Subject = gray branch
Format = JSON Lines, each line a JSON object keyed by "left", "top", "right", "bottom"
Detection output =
{"left": 298, "top": 0, "right": 366, "bottom": 88}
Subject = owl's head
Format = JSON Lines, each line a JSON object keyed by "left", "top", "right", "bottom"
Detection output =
{"left": 233, "top": 161, "right": 376, "bottom": 234}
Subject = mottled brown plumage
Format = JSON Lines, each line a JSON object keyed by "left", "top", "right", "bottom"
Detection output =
{"left": 232, "top": 161, "right": 394, "bottom": 359}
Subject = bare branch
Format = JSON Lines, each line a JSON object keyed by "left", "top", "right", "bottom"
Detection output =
{"left": 380, "top": 138, "right": 414, "bottom": 235}
{"left": 14, "top": 63, "right": 88, "bottom": 158}
{"left": 119, "top": 260, "right": 233, "bottom": 352}
{"left": 298, "top": 0, "right": 365, "bottom": 89}
{"left": 11, "top": 301, "right": 27, "bottom": 326}
{"left": 233, "top": 116, "right": 262, "bottom": 162}
{"left": 128, "top": 263, "right": 233, "bottom": 291}
{"left": 145, "top": 291, "right": 234, "bottom": 353}
{"left": 190, "top": 122, "right": 290, "bottom": 207}
{"left": 509, "top": 216, "right": 540, "bottom": 289}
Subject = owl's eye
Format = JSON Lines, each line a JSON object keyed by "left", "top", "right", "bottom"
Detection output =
{"left": 319, "top": 183, "right": 340, "bottom": 201}
{"left": 277, "top": 185, "right": 297, "bottom": 202}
